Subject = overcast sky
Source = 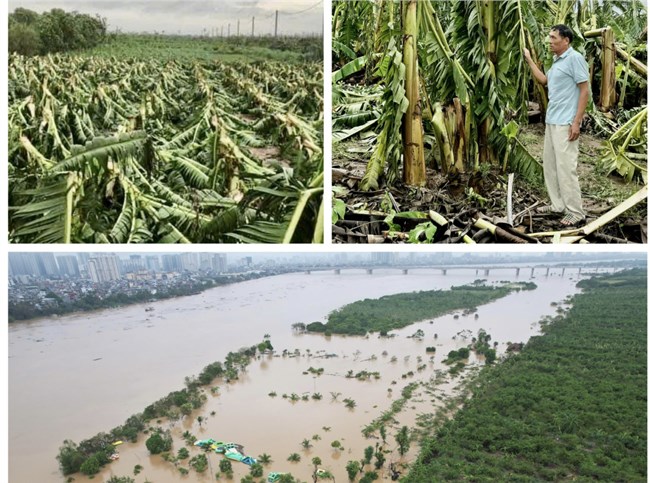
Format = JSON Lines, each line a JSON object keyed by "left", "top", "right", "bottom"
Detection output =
{"left": 9, "top": 0, "right": 324, "bottom": 36}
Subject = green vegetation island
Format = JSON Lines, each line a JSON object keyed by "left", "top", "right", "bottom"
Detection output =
{"left": 405, "top": 268, "right": 647, "bottom": 481}
{"left": 303, "top": 281, "right": 537, "bottom": 335}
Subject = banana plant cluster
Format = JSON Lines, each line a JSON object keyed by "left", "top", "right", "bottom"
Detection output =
{"left": 9, "top": 53, "right": 323, "bottom": 243}
{"left": 332, "top": 0, "right": 647, "bottom": 189}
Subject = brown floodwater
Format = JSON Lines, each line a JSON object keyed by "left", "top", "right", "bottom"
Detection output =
{"left": 8, "top": 268, "right": 604, "bottom": 482}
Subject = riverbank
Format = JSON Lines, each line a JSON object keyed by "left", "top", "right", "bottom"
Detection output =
{"left": 404, "top": 268, "right": 647, "bottom": 481}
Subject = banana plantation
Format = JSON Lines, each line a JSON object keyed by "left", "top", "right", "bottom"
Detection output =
{"left": 9, "top": 42, "right": 323, "bottom": 243}
{"left": 332, "top": 0, "right": 647, "bottom": 244}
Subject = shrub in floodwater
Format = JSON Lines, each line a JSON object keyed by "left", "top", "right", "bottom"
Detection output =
{"left": 249, "top": 462, "right": 263, "bottom": 477}
{"left": 189, "top": 453, "right": 208, "bottom": 472}
{"left": 57, "top": 440, "right": 85, "bottom": 475}
{"left": 107, "top": 477, "right": 135, "bottom": 483}
{"left": 258, "top": 453, "right": 272, "bottom": 464}
{"left": 346, "top": 460, "right": 361, "bottom": 480}
{"left": 374, "top": 450, "right": 385, "bottom": 469}
{"left": 134, "top": 464, "right": 143, "bottom": 474}
{"left": 79, "top": 454, "right": 102, "bottom": 476}
{"left": 287, "top": 452, "right": 301, "bottom": 462}
{"left": 363, "top": 446, "right": 374, "bottom": 465}
{"left": 219, "top": 458, "right": 233, "bottom": 475}
{"left": 145, "top": 429, "right": 172, "bottom": 455}
{"left": 177, "top": 448, "right": 189, "bottom": 460}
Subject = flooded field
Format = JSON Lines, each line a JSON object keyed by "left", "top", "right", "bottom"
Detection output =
{"left": 8, "top": 268, "right": 600, "bottom": 482}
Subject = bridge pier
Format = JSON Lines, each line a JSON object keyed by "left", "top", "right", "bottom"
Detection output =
{"left": 546, "top": 267, "right": 550, "bottom": 277}
{"left": 306, "top": 270, "right": 311, "bottom": 275}
{"left": 484, "top": 269, "right": 490, "bottom": 276}
{"left": 442, "top": 269, "right": 447, "bottom": 276}
{"left": 578, "top": 267, "right": 582, "bottom": 274}
{"left": 334, "top": 269, "right": 341, "bottom": 275}
{"left": 475, "top": 269, "right": 479, "bottom": 275}
{"left": 366, "top": 269, "right": 373, "bottom": 275}
{"left": 516, "top": 268, "right": 520, "bottom": 277}
{"left": 561, "top": 268, "right": 566, "bottom": 277}
{"left": 531, "top": 267, "right": 535, "bottom": 276}
{"left": 402, "top": 269, "right": 408, "bottom": 275}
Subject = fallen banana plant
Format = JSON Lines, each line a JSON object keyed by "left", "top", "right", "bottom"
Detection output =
{"left": 599, "top": 107, "right": 648, "bottom": 183}
{"left": 9, "top": 53, "right": 323, "bottom": 243}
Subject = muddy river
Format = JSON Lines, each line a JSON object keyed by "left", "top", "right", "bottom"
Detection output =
{"left": 9, "top": 267, "right": 601, "bottom": 482}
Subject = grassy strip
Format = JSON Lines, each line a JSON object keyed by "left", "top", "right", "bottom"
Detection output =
{"left": 307, "top": 282, "right": 535, "bottom": 336}
{"left": 404, "top": 268, "right": 647, "bottom": 481}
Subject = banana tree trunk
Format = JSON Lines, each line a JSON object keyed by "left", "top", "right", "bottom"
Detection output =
{"left": 452, "top": 98, "right": 466, "bottom": 173}
{"left": 402, "top": 0, "right": 426, "bottom": 186}
{"left": 600, "top": 27, "right": 616, "bottom": 112}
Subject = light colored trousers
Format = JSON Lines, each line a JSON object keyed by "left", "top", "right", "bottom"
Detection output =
{"left": 543, "top": 124, "right": 585, "bottom": 218}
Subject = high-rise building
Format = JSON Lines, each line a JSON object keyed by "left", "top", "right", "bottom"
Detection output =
{"left": 199, "top": 253, "right": 212, "bottom": 271}
{"left": 129, "top": 255, "right": 144, "bottom": 270}
{"left": 36, "top": 253, "right": 59, "bottom": 277}
{"left": 371, "top": 252, "right": 396, "bottom": 266}
{"left": 88, "top": 255, "right": 120, "bottom": 283}
{"left": 9, "top": 253, "right": 39, "bottom": 276}
{"left": 162, "top": 254, "right": 183, "bottom": 272}
{"left": 56, "top": 256, "right": 80, "bottom": 277}
{"left": 180, "top": 253, "right": 199, "bottom": 272}
{"left": 211, "top": 254, "right": 227, "bottom": 273}
{"left": 77, "top": 253, "right": 91, "bottom": 272}
{"left": 121, "top": 255, "right": 146, "bottom": 274}
{"left": 145, "top": 255, "right": 161, "bottom": 272}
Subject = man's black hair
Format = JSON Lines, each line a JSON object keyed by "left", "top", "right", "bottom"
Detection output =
{"left": 551, "top": 24, "right": 573, "bottom": 43}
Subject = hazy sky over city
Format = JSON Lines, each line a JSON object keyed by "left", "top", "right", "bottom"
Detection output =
{"left": 10, "top": 0, "right": 324, "bottom": 35}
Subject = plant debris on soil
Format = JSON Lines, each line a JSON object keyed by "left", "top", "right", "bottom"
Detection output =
{"left": 333, "top": 124, "right": 647, "bottom": 244}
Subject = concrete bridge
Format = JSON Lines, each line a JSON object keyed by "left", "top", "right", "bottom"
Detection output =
{"left": 304, "top": 264, "right": 610, "bottom": 277}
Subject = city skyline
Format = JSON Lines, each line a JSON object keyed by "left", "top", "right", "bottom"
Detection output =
{"left": 8, "top": 251, "right": 647, "bottom": 281}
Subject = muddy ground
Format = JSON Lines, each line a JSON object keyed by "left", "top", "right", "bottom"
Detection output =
{"left": 332, "top": 123, "right": 647, "bottom": 244}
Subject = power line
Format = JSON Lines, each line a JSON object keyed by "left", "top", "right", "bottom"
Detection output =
{"left": 283, "top": 0, "right": 324, "bottom": 17}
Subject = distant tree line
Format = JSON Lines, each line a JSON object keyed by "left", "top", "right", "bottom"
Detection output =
{"left": 9, "top": 7, "right": 107, "bottom": 56}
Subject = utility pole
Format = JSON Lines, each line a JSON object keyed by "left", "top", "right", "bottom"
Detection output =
{"left": 274, "top": 10, "right": 278, "bottom": 37}
{"left": 252, "top": 17, "right": 255, "bottom": 37}
{"left": 220, "top": 25, "right": 223, "bottom": 37}
{"left": 228, "top": 23, "right": 230, "bottom": 37}
{"left": 237, "top": 19, "right": 240, "bottom": 36}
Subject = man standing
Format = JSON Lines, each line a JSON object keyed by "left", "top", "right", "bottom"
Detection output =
{"left": 524, "top": 25, "right": 590, "bottom": 226}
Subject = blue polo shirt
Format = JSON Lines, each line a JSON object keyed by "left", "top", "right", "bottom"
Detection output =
{"left": 546, "top": 47, "right": 590, "bottom": 125}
